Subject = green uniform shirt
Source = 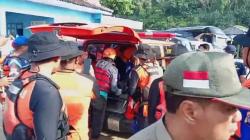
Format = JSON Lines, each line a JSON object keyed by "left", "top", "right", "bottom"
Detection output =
{"left": 129, "top": 118, "right": 172, "bottom": 140}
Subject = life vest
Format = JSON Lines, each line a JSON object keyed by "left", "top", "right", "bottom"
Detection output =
{"left": 135, "top": 64, "right": 163, "bottom": 117}
{"left": 2, "top": 54, "right": 30, "bottom": 77}
{"left": 155, "top": 81, "right": 167, "bottom": 120}
{"left": 52, "top": 71, "right": 94, "bottom": 140}
{"left": 135, "top": 66, "right": 149, "bottom": 89}
{"left": 94, "top": 60, "right": 113, "bottom": 92}
{"left": 124, "top": 96, "right": 140, "bottom": 120}
{"left": 3, "top": 71, "right": 69, "bottom": 140}
{"left": 135, "top": 64, "right": 163, "bottom": 90}
{"left": 242, "top": 79, "right": 250, "bottom": 89}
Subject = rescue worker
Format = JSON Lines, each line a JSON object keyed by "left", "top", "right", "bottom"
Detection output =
{"left": 129, "top": 52, "right": 250, "bottom": 140}
{"left": 115, "top": 45, "right": 136, "bottom": 81}
{"left": 91, "top": 47, "right": 122, "bottom": 139}
{"left": 128, "top": 44, "right": 163, "bottom": 131}
{"left": 224, "top": 44, "right": 247, "bottom": 83}
{"left": 52, "top": 41, "right": 95, "bottom": 140}
{"left": 148, "top": 77, "right": 165, "bottom": 124}
{"left": 148, "top": 44, "right": 189, "bottom": 125}
{"left": 115, "top": 45, "right": 136, "bottom": 93}
{"left": 3, "top": 36, "right": 30, "bottom": 79}
{"left": 3, "top": 32, "right": 73, "bottom": 140}
{"left": 234, "top": 27, "right": 250, "bottom": 140}
{"left": 0, "top": 34, "right": 14, "bottom": 64}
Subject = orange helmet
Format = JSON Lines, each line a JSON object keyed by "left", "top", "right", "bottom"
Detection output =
{"left": 103, "top": 48, "right": 117, "bottom": 59}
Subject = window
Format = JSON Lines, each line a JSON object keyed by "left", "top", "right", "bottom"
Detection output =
{"left": 7, "top": 23, "right": 23, "bottom": 37}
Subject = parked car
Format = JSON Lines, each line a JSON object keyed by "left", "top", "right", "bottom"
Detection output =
{"left": 167, "top": 26, "right": 229, "bottom": 49}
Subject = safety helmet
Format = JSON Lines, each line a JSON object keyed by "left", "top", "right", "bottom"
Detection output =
{"left": 12, "top": 36, "right": 28, "bottom": 48}
{"left": 103, "top": 48, "right": 117, "bottom": 59}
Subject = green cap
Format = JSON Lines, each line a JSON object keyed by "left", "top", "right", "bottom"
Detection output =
{"left": 164, "top": 52, "right": 250, "bottom": 109}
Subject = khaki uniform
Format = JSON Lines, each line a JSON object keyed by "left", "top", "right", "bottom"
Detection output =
{"left": 129, "top": 118, "right": 172, "bottom": 140}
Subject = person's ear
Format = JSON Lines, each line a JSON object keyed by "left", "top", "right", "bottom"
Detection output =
{"left": 179, "top": 100, "right": 203, "bottom": 125}
{"left": 76, "top": 56, "right": 82, "bottom": 65}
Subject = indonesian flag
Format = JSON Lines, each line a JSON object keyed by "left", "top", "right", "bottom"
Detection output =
{"left": 183, "top": 71, "right": 210, "bottom": 89}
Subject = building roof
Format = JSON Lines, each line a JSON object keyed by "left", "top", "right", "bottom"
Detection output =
{"left": 27, "top": 0, "right": 112, "bottom": 15}
{"left": 60, "top": 0, "right": 113, "bottom": 13}
{"left": 224, "top": 25, "right": 248, "bottom": 35}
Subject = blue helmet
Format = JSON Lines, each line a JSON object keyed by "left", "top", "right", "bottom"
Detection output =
{"left": 12, "top": 36, "right": 28, "bottom": 48}
{"left": 224, "top": 45, "right": 237, "bottom": 55}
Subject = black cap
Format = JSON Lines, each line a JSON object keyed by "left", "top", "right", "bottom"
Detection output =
{"left": 135, "top": 44, "right": 155, "bottom": 59}
{"left": 27, "top": 32, "right": 73, "bottom": 62}
{"left": 234, "top": 27, "right": 250, "bottom": 47}
{"left": 61, "top": 41, "right": 83, "bottom": 60}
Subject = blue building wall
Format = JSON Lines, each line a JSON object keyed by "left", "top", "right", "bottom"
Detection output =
{"left": 6, "top": 12, "right": 54, "bottom": 37}
{"left": 0, "top": 0, "right": 101, "bottom": 23}
{"left": 0, "top": 0, "right": 102, "bottom": 36}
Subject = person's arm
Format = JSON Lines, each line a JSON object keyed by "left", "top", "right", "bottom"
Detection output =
{"left": 239, "top": 63, "right": 247, "bottom": 83}
{"left": 128, "top": 70, "right": 139, "bottom": 96}
{"left": 148, "top": 79, "right": 161, "bottom": 124}
{"left": 0, "top": 37, "right": 8, "bottom": 47}
{"left": 109, "top": 66, "right": 121, "bottom": 95}
{"left": 30, "top": 80, "right": 62, "bottom": 140}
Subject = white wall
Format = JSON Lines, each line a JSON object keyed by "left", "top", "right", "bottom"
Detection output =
{"left": 101, "top": 15, "right": 143, "bottom": 30}
{"left": 0, "top": 10, "right": 6, "bottom": 36}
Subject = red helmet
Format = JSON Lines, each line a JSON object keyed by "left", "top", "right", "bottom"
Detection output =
{"left": 103, "top": 48, "right": 116, "bottom": 59}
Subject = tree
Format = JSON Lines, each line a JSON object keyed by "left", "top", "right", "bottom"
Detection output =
{"left": 100, "top": 0, "right": 135, "bottom": 16}
{"left": 101, "top": 0, "right": 250, "bottom": 30}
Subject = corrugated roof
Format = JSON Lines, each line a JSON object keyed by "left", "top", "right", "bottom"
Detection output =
{"left": 224, "top": 26, "right": 248, "bottom": 35}
{"left": 60, "top": 0, "right": 113, "bottom": 13}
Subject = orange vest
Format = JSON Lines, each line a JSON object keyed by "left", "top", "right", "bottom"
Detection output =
{"left": 242, "top": 79, "right": 250, "bottom": 89}
{"left": 3, "top": 71, "right": 68, "bottom": 140}
{"left": 3, "top": 71, "right": 36, "bottom": 137}
{"left": 135, "top": 66, "right": 149, "bottom": 89}
{"left": 52, "top": 71, "right": 94, "bottom": 140}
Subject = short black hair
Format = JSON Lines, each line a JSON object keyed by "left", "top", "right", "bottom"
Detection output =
{"left": 165, "top": 90, "right": 210, "bottom": 113}
{"left": 35, "top": 57, "right": 59, "bottom": 65}
{"left": 166, "top": 92, "right": 188, "bottom": 113}
{"left": 199, "top": 44, "right": 210, "bottom": 50}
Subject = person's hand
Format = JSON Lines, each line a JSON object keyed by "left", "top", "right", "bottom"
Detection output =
{"left": 8, "top": 34, "right": 15, "bottom": 40}
{"left": 0, "top": 77, "right": 14, "bottom": 87}
{"left": 115, "top": 89, "right": 122, "bottom": 96}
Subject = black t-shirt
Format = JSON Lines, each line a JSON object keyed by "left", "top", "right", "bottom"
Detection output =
{"left": 115, "top": 57, "right": 127, "bottom": 81}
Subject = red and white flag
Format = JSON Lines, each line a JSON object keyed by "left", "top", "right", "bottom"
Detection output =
{"left": 183, "top": 71, "right": 210, "bottom": 89}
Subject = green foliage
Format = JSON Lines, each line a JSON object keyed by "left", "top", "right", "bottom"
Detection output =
{"left": 100, "top": 0, "right": 135, "bottom": 16}
{"left": 100, "top": 0, "right": 250, "bottom": 29}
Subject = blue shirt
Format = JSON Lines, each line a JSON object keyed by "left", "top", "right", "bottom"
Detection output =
{"left": 3, "top": 52, "right": 30, "bottom": 78}
{"left": 235, "top": 61, "right": 246, "bottom": 78}
{"left": 241, "top": 109, "right": 250, "bottom": 140}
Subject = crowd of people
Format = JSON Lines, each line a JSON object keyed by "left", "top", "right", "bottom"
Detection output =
{"left": 0, "top": 26, "right": 249, "bottom": 140}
